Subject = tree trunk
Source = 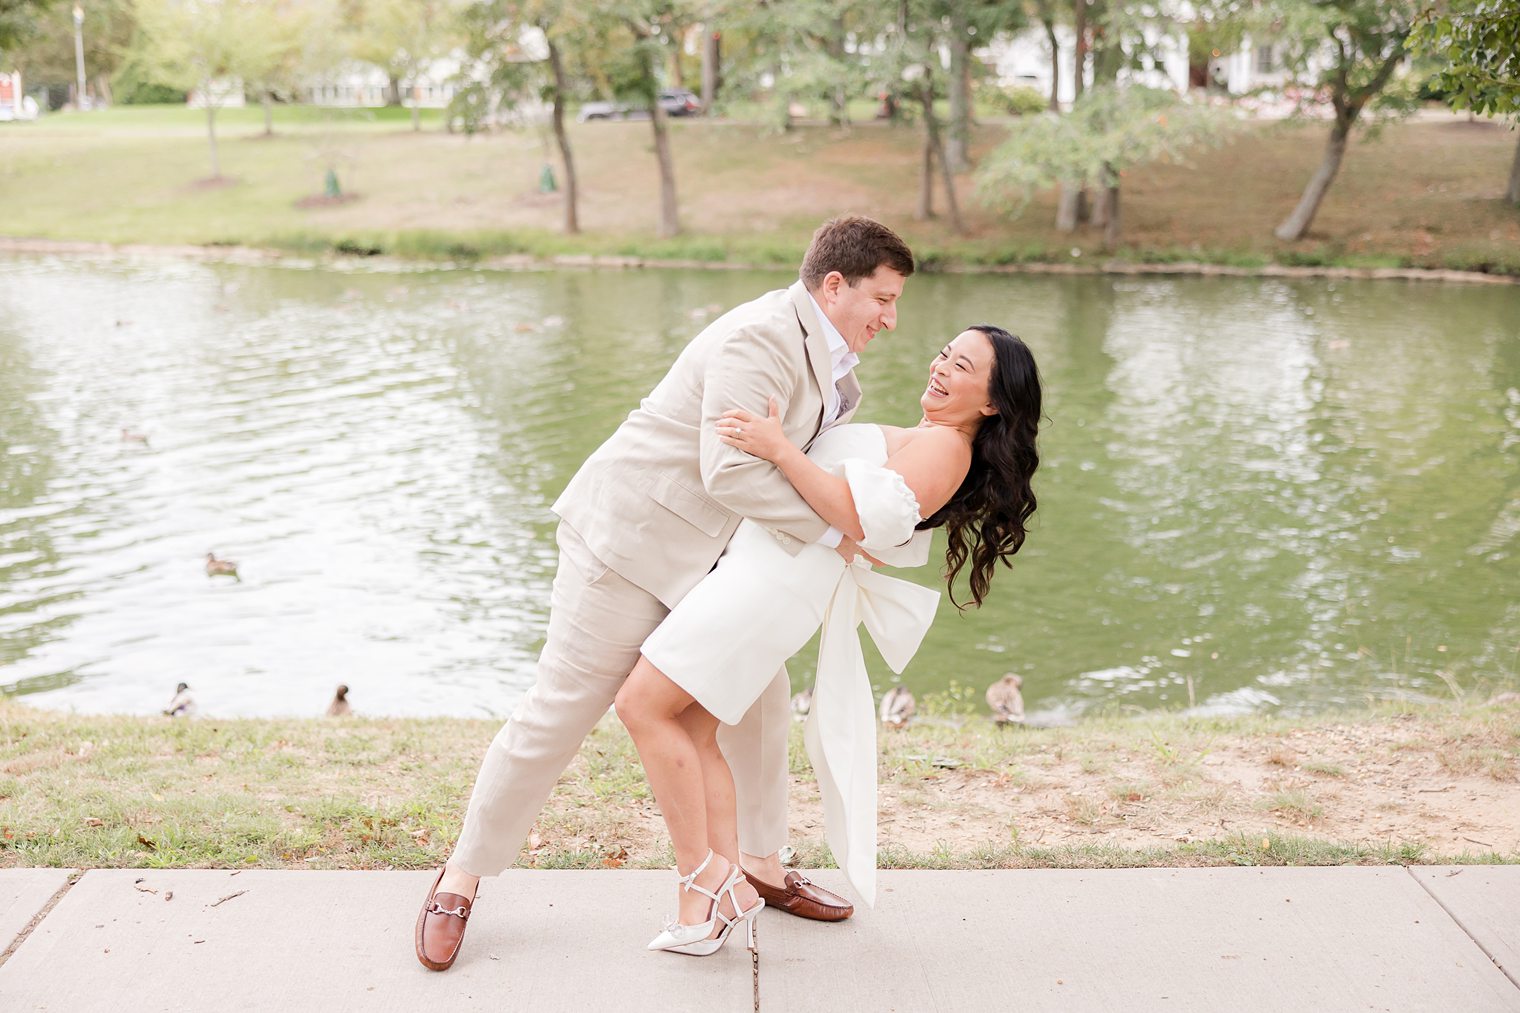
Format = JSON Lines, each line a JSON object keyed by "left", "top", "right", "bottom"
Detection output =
{"left": 1100, "top": 165, "right": 1119, "bottom": 251}
{"left": 918, "top": 81, "right": 964, "bottom": 232}
{"left": 262, "top": 91, "right": 274, "bottom": 136}
{"left": 946, "top": 13, "right": 971, "bottom": 172}
{"left": 1072, "top": 0, "right": 1087, "bottom": 100}
{"left": 648, "top": 93, "right": 680, "bottom": 237}
{"left": 917, "top": 119, "right": 935, "bottom": 220}
{"left": 827, "top": 20, "right": 848, "bottom": 126}
{"left": 547, "top": 40, "right": 579, "bottom": 234}
{"left": 1056, "top": 184, "right": 1080, "bottom": 232}
{"left": 205, "top": 101, "right": 221, "bottom": 179}
{"left": 1043, "top": 17, "right": 1060, "bottom": 111}
{"left": 700, "top": 26, "right": 720, "bottom": 112}
{"left": 1508, "top": 132, "right": 1520, "bottom": 206}
{"left": 669, "top": 47, "right": 685, "bottom": 90}
{"left": 410, "top": 81, "right": 421, "bottom": 132}
{"left": 386, "top": 74, "right": 401, "bottom": 107}
{"left": 776, "top": 62, "right": 793, "bottom": 132}
{"left": 1275, "top": 114, "right": 1351, "bottom": 241}
{"left": 930, "top": 102, "right": 965, "bottom": 233}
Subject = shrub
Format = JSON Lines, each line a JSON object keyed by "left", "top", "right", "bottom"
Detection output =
{"left": 986, "top": 84, "right": 1048, "bottom": 117}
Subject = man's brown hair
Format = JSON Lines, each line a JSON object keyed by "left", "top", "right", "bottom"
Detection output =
{"left": 799, "top": 216, "right": 915, "bottom": 290}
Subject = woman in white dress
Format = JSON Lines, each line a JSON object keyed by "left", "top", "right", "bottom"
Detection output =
{"left": 613, "top": 324, "right": 1042, "bottom": 957}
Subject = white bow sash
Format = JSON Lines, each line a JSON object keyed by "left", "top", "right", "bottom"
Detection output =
{"left": 802, "top": 559, "right": 940, "bottom": 907}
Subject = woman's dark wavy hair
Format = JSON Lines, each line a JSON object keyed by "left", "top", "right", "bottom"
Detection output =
{"left": 917, "top": 325, "right": 1042, "bottom": 609}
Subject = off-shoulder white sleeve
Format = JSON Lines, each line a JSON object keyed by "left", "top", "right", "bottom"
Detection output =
{"left": 841, "top": 458, "right": 922, "bottom": 551}
{"left": 866, "top": 529, "right": 933, "bottom": 569}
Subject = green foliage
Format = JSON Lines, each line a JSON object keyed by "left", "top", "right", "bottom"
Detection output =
{"left": 127, "top": 0, "right": 283, "bottom": 98}
{"left": 111, "top": 62, "right": 186, "bottom": 105}
{"left": 1408, "top": 1, "right": 1520, "bottom": 119}
{"left": 976, "top": 86, "right": 1235, "bottom": 212}
{"left": 1256, "top": 0, "right": 1424, "bottom": 121}
{"left": 986, "top": 83, "right": 1047, "bottom": 117}
{"left": 0, "top": 0, "right": 54, "bottom": 54}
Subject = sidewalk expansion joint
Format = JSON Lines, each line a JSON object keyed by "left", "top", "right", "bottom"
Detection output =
{"left": 752, "top": 920, "right": 760, "bottom": 1012}
{"left": 1404, "top": 866, "right": 1519, "bottom": 993}
{"left": 0, "top": 871, "right": 81, "bottom": 970}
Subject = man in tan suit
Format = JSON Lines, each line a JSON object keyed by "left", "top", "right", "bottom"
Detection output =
{"left": 416, "top": 217, "right": 915, "bottom": 970}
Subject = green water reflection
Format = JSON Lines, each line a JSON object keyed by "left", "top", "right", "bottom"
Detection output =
{"left": 0, "top": 256, "right": 1515, "bottom": 718}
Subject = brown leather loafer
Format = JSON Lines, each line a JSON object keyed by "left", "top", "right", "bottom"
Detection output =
{"left": 743, "top": 869, "right": 853, "bottom": 922}
{"left": 415, "top": 868, "right": 476, "bottom": 971}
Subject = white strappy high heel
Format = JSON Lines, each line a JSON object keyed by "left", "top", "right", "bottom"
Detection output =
{"left": 647, "top": 850, "right": 765, "bottom": 957}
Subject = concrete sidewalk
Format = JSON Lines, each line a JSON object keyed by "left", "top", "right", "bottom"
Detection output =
{"left": 1, "top": 866, "right": 1516, "bottom": 1012}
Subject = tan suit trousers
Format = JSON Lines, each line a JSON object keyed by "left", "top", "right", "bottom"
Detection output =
{"left": 451, "top": 522, "right": 792, "bottom": 876}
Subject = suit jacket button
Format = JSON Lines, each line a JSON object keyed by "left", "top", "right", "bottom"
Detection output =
{"left": 778, "top": 533, "right": 792, "bottom": 545}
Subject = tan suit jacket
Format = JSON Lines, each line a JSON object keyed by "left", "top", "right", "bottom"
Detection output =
{"left": 552, "top": 280, "right": 862, "bottom": 608}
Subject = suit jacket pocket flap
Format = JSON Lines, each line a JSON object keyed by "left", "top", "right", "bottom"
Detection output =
{"left": 650, "top": 474, "right": 730, "bottom": 538}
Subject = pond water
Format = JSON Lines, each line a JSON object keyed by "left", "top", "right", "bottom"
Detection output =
{"left": 1, "top": 255, "right": 1516, "bottom": 720}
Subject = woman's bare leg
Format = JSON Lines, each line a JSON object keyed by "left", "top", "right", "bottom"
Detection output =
{"left": 676, "top": 704, "right": 760, "bottom": 919}
{"left": 615, "top": 656, "right": 731, "bottom": 926}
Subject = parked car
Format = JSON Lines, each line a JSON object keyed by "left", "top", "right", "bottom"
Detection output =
{"left": 577, "top": 90, "right": 701, "bottom": 122}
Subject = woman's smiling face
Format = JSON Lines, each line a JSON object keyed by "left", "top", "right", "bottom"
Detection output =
{"left": 921, "top": 328, "right": 998, "bottom": 424}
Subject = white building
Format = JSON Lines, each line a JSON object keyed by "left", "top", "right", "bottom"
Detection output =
{"left": 188, "top": 77, "right": 247, "bottom": 108}
{"left": 0, "top": 70, "right": 40, "bottom": 121}
{"left": 303, "top": 57, "right": 464, "bottom": 108}
{"left": 983, "top": 24, "right": 1325, "bottom": 108}
{"left": 984, "top": 24, "right": 1191, "bottom": 106}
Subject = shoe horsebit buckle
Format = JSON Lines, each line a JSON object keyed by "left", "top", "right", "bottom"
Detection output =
{"left": 428, "top": 900, "right": 470, "bottom": 920}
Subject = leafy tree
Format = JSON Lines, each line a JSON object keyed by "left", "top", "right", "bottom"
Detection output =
{"left": 606, "top": 0, "right": 700, "bottom": 237}
{"left": 1409, "top": 1, "right": 1520, "bottom": 204}
{"left": 876, "top": 0, "right": 969, "bottom": 232}
{"left": 719, "top": 0, "right": 877, "bottom": 130}
{"left": 1025, "top": 0, "right": 1065, "bottom": 112}
{"left": 944, "top": 0, "right": 1027, "bottom": 171}
{"left": 0, "top": 0, "right": 54, "bottom": 54}
{"left": 129, "top": 0, "right": 282, "bottom": 178}
{"left": 452, "top": 0, "right": 583, "bottom": 233}
{"left": 1265, "top": 0, "right": 1422, "bottom": 242}
{"left": 350, "top": 0, "right": 463, "bottom": 129}
{"left": 241, "top": 0, "right": 332, "bottom": 136}
{"left": 6, "top": 0, "right": 133, "bottom": 104}
{"left": 977, "top": 84, "right": 1232, "bottom": 250}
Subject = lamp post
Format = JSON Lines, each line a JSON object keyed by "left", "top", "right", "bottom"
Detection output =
{"left": 72, "top": 4, "right": 87, "bottom": 110}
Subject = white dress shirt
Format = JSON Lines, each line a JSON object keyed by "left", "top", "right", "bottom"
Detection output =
{"left": 807, "top": 292, "right": 860, "bottom": 548}
{"left": 808, "top": 291, "right": 859, "bottom": 429}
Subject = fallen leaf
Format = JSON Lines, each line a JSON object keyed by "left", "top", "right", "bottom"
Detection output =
{"left": 137, "top": 834, "right": 157, "bottom": 851}
{"left": 84, "top": 817, "right": 104, "bottom": 827}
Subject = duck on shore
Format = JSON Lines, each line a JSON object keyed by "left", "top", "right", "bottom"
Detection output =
{"left": 326, "top": 684, "right": 351, "bottom": 717}
{"left": 164, "top": 682, "right": 196, "bottom": 717}
{"left": 205, "top": 552, "right": 240, "bottom": 580}
{"left": 879, "top": 685, "right": 916, "bottom": 730}
{"left": 986, "top": 674, "right": 1026, "bottom": 727}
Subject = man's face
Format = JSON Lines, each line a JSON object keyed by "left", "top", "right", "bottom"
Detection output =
{"left": 815, "top": 266, "right": 906, "bottom": 354}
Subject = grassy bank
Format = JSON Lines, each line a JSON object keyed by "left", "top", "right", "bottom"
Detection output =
{"left": 1, "top": 107, "right": 1517, "bottom": 275}
{"left": 2, "top": 696, "right": 1516, "bottom": 872}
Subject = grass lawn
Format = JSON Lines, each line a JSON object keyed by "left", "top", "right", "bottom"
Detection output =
{"left": 1, "top": 105, "right": 1517, "bottom": 274}
{"left": 3, "top": 695, "right": 1515, "bottom": 872}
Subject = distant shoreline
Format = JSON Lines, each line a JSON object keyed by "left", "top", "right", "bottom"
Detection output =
{"left": 2, "top": 236, "right": 1515, "bottom": 286}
